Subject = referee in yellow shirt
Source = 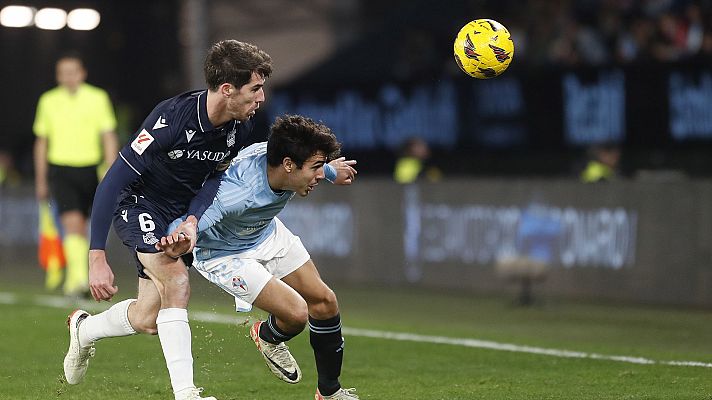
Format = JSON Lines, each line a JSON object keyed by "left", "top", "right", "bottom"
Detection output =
{"left": 33, "top": 55, "right": 118, "bottom": 297}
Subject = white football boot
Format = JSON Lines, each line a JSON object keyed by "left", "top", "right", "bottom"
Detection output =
{"left": 315, "top": 388, "right": 360, "bottom": 400}
{"left": 63, "top": 309, "right": 95, "bottom": 384}
{"left": 174, "top": 387, "right": 217, "bottom": 400}
{"left": 249, "top": 320, "right": 302, "bottom": 383}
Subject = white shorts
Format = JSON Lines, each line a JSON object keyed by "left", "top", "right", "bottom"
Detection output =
{"left": 193, "top": 218, "right": 310, "bottom": 312}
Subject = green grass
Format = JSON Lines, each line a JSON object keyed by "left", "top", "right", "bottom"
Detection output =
{"left": 1, "top": 282, "right": 712, "bottom": 399}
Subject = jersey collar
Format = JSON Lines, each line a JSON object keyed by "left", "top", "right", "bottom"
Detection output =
{"left": 196, "top": 90, "right": 214, "bottom": 132}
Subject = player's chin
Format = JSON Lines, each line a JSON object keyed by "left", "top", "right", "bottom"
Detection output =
{"left": 300, "top": 186, "right": 314, "bottom": 197}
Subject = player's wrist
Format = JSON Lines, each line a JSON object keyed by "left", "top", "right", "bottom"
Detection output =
{"left": 324, "top": 163, "right": 337, "bottom": 183}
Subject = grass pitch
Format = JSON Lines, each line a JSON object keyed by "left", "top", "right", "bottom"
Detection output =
{"left": 1, "top": 282, "right": 711, "bottom": 399}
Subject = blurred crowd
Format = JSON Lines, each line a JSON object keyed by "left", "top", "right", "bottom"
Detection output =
{"left": 509, "top": 0, "right": 712, "bottom": 66}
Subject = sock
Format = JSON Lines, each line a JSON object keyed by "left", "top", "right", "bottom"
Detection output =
{"left": 79, "top": 298, "right": 137, "bottom": 346}
{"left": 309, "top": 314, "right": 344, "bottom": 396}
{"left": 62, "top": 234, "right": 89, "bottom": 294}
{"left": 156, "top": 308, "right": 195, "bottom": 394}
{"left": 259, "top": 314, "right": 298, "bottom": 344}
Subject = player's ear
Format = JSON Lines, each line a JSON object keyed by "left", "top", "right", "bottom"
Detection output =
{"left": 220, "top": 83, "right": 233, "bottom": 97}
{"left": 283, "top": 157, "right": 293, "bottom": 173}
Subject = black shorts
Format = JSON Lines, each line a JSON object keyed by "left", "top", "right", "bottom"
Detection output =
{"left": 48, "top": 164, "right": 99, "bottom": 216}
{"left": 113, "top": 195, "right": 193, "bottom": 279}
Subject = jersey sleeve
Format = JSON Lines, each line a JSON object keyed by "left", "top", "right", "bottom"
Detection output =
{"left": 197, "top": 178, "right": 251, "bottom": 232}
{"left": 97, "top": 90, "right": 118, "bottom": 133}
{"left": 89, "top": 159, "right": 140, "bottom": 249}
{"left": 117, "top": 102, "right": 177, "bottom": 175}
{"left": 188, "top": 170, "right": 223, "bottom": 221}
{"left": 33, "top": 94, "right": 49, "bottom": 138}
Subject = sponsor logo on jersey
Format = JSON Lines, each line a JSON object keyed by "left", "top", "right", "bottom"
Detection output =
{"left": 153, "top": 116, "right": 168, "bottom": 130}
{"left": 167, "top": 149, "right": 184, "bottom": 160}
{"left": 131, "top": 129, "right": 155, "bottom": 155}
{"left": 185, "top": 149, "right": 230, "bottom": 162}
{"left": 142, "top": 232, "right": 159, "bottom": 245}
{"left": 121, "top": 209, "right": 128, "bottom": 222}
{"left": 185, "top": 129, "right": 196, "bottom": 143}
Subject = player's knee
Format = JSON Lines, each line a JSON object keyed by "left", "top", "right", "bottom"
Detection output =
{"left": 159, "top": 273, "right": 191, "bottom": 303}
{"left": 131, "top": 315, "right": 158, "bottom": 335}
{"left": 279, "top": 298, "right": 308, "bottom": 332}
{"left": 308, "top": 288, "right": 339, "bottom": 319}
{"left": 292, "top": 300, "right": 309, "bottom": 327}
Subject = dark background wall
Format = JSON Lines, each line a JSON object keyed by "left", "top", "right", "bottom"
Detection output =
{"left": 3, "top": 179, "right": 712, "bottom": 306}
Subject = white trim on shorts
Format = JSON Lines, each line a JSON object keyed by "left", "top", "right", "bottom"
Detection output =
{"left": 193, "top": 218, "right": 310, "bottom": 312}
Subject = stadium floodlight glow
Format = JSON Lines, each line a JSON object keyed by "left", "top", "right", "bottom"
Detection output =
{"left": 0, "top": 5, "right": 35, "bottom": 28}
{"left": 35, "top": 7, "right": 66, "bottom": 30}
{"left": 67, "top": 8, "right": 100, "bottom": 31}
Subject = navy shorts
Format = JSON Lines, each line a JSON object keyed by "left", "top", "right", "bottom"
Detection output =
{"left": 113, "top": 195, "right": 173, "bottom": 279}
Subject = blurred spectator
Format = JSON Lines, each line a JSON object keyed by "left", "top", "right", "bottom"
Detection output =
{"left": 580, "top": 142, "right": 621, "bottom": 183}
{"left": 394, "top": 137, "right": 442, "bottom": 184}
{"left": 0, "top": 150, "right": 21, "bottom": 188}
{"left": 33, "top": 54, "right": 118, "bottom": 296}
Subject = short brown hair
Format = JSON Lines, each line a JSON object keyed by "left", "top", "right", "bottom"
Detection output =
{"left": 204, "top": 40, "right": 272, "bottom": 91}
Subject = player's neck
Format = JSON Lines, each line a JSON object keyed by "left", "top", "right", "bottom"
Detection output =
{"left": 205, "top": 90, "right": 231, "bottom": 128}
{"left": 267, "top": 166, "right": 288, "bottom": 193}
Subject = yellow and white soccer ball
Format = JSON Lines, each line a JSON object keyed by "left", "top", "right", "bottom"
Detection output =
{"left": 453, "top": 19, "right": 514, "bottom": 79}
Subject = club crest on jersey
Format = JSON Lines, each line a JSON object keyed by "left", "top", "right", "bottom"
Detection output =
{"left": 131, "top": 129, "right": 155, "bottom": 155}
{"left": 142, "top": 232, "right": 159, "bottom": 245}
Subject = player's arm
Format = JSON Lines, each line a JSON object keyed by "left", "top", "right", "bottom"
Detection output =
{"left": 88, "top": 159, "right": 141, "bottom": 301}
{"left": 326, "top": 157, "right": 357, "bottom": 185}
{"left": 32, "top": 96, "right": 49, "bottom": 201}
{"left": 155, "top": 171, "right": 224, "bottom": 257}
{"left": 89, "top": 106, "right": 171, "bottom": 301}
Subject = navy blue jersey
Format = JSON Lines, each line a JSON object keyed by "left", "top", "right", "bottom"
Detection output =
{"left": 117, "top": 90, "right": 256, "bottom": 219}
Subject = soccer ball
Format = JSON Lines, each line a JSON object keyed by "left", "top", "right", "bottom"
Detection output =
{"left": 453, "top": 19, "right": 514, "bottom": 79}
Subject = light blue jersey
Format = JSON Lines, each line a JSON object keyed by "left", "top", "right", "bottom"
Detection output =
{"left": 193, "top": 142, "right": 294, "bottom": 261}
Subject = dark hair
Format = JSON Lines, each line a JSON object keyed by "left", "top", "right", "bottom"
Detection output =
{"left": 56, "top": 52, "right": 84, "bottom": 67}
{"left": 204, "top": 40, "right": 272, "bottom": 91}
{"left": 267, "top": 115, "right": 341, "bottom": 168}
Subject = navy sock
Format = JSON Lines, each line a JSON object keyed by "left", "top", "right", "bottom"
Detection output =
{"left": 309, "top": 314, "right": 344, "bottom": 396}
{"left": 259, "top": 314, "right": 298, "bottom": 344}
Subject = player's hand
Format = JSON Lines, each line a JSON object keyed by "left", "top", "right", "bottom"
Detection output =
{"left": 88, "top": 250, "right": 118, "bottom": 302}
{"left": 155, "top": 215, "right": 198, "bottom": 258}
{"left": 329, "top": 157, "right": 358, "bottom": 185}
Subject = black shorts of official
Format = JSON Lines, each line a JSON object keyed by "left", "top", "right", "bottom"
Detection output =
{"left": 113, "top": 195, "right": 193, "bottom": 279}
{"left": 48, "top": 164, "right": 98, "bottom": 216}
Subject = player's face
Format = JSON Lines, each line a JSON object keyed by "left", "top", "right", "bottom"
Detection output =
{"left": 227, "top": 72, "right": 266, "bottom": 121}
{"left": 290, "top": 153, "right": 327, "bottom": 197}
{"left": 56, "top": 58, "right": 86, "bottom": 93}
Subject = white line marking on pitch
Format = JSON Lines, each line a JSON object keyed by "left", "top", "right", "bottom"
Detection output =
{"left": 3, "top": 292, "right": 711, "bottom": 368}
